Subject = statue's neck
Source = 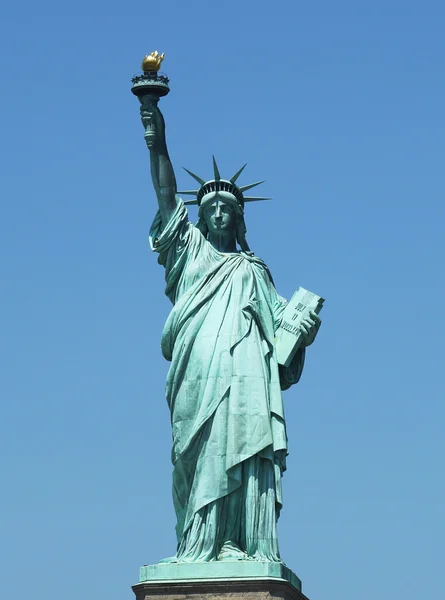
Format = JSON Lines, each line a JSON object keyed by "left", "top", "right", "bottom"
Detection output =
{"left": 208, "top": 232, "right": 237, "bottom": 253}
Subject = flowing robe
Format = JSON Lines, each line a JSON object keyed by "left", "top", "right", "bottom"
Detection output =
{"left": 150, "top": 201, "right": 305, "bottom": 562}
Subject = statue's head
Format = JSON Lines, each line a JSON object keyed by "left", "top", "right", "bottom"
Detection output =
{"left": 200, "top": 192, "right": 241, "bottom": 237}
{"left": 178, "top": 158, "right": 270, "bottom": 252}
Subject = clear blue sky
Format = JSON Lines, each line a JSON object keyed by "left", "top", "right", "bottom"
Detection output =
{"left": 1, "top": 2, "right": 444, "bottom": 599}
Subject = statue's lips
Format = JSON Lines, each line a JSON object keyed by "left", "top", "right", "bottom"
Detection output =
{"left": 213, "top": 221, "right": 229, "bottom": 229}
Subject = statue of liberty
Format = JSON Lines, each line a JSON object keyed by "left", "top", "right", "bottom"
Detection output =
{"left": 136, "top": 59, "right": 322, "bottom": 564}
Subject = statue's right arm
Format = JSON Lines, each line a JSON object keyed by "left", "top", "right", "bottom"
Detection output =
{"left": 140, "top": 103, "right": 179, "bottom": 226}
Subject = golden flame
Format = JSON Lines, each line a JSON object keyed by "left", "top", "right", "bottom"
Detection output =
{"left": 141, "top": 51, "right": 165, "bottom": 72}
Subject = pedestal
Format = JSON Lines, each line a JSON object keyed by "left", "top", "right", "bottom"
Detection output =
{"left": 132, "top": 562, "right": 309, "bottom": 600}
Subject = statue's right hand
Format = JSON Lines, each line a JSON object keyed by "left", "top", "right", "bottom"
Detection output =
{"left": 140, "top": 107, "right": 156, "bottom": 149}
{"left": 140, "top": 104, "right": 165, "bottom": 150}
{"left": 140, "top": 107, "right": 153, "bottom": 129}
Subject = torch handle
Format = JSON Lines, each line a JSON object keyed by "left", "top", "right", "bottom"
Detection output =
{"left": 139, "top": 94, "right": 160, "bottom": 150}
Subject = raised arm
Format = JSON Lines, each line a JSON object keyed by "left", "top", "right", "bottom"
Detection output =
{"left": 140, "top": 100, "right": 179, "bottom": 225}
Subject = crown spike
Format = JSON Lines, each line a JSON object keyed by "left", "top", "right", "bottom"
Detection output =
{"left": 183, "top": 199, "right": 199, "bottom": 205}
{"left": 230, "top": 163, "right": 247, "bottom": 183}
{"left": 177, "top": 190, "right": 199, "bottom": 196}
{"left": 239, "top": 180, "right": 265, "bottom": 193}
{"left": 183, "top": 168, "right": 206, "bottom": 185}
{"left": 243, "top": 196, "right": 272, "bottom": 202}
{"left": 212, "top": 156, "right": 221, "bottom": 181}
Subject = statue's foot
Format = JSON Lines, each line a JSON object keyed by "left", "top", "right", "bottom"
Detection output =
{"left": 218, "top": 541, "right": 253, "bottom": 561}
{"left": 251, "top": 552, "right": 285, "bottom": 564}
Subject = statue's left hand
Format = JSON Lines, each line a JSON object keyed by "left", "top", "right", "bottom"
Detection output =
{"left": 299, "top": 311, "right": 322, "bottom": 347}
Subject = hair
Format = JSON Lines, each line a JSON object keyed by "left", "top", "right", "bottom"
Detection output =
{"left": 196, "top": 213, "right": 252, "bottom": 254}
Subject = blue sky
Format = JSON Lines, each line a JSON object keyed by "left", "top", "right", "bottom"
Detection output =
{"left": 1, "top": 2, "right": 444, "bottom": 599}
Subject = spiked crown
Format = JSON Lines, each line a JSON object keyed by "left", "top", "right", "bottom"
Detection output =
{"left": 178, "top": 157, "right": 271, "bottom": 210}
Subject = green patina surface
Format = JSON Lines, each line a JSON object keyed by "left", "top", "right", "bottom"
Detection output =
{"left": 148, "top": 200, "right": 307, "bottom": 563}
{"left": 132, "top": 56, "right": 323, "bottom": 568}
{"left": 140, "top": 561, "right": 302, "bottom": 591}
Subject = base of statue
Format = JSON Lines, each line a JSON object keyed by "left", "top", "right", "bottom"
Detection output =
{"left": 132, "top": 561, "right": 309, "bottom": 600}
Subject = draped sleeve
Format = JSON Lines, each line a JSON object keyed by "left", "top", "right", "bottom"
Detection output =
{"left": 149, "top": 199, "right": 206, "bottom": 304}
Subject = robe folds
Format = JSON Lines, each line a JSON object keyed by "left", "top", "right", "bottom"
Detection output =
{"left": 150, "top": 201, "right": 305, "bottom": 562}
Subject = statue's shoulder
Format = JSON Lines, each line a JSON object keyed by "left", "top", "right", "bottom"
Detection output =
{"left": 241, "top": 252, "right": 275, "bottom": 285}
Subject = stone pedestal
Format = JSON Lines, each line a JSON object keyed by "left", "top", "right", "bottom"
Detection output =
{"left": 132, "top": 562, "right": 309, "bottom": 600}
{"left": 133, "top": 577, "right": 309, "bottom": 600}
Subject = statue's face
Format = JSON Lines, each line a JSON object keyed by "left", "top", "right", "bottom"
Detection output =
{"left": 203, "top": 194, "right": 237, "bottom": 236}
